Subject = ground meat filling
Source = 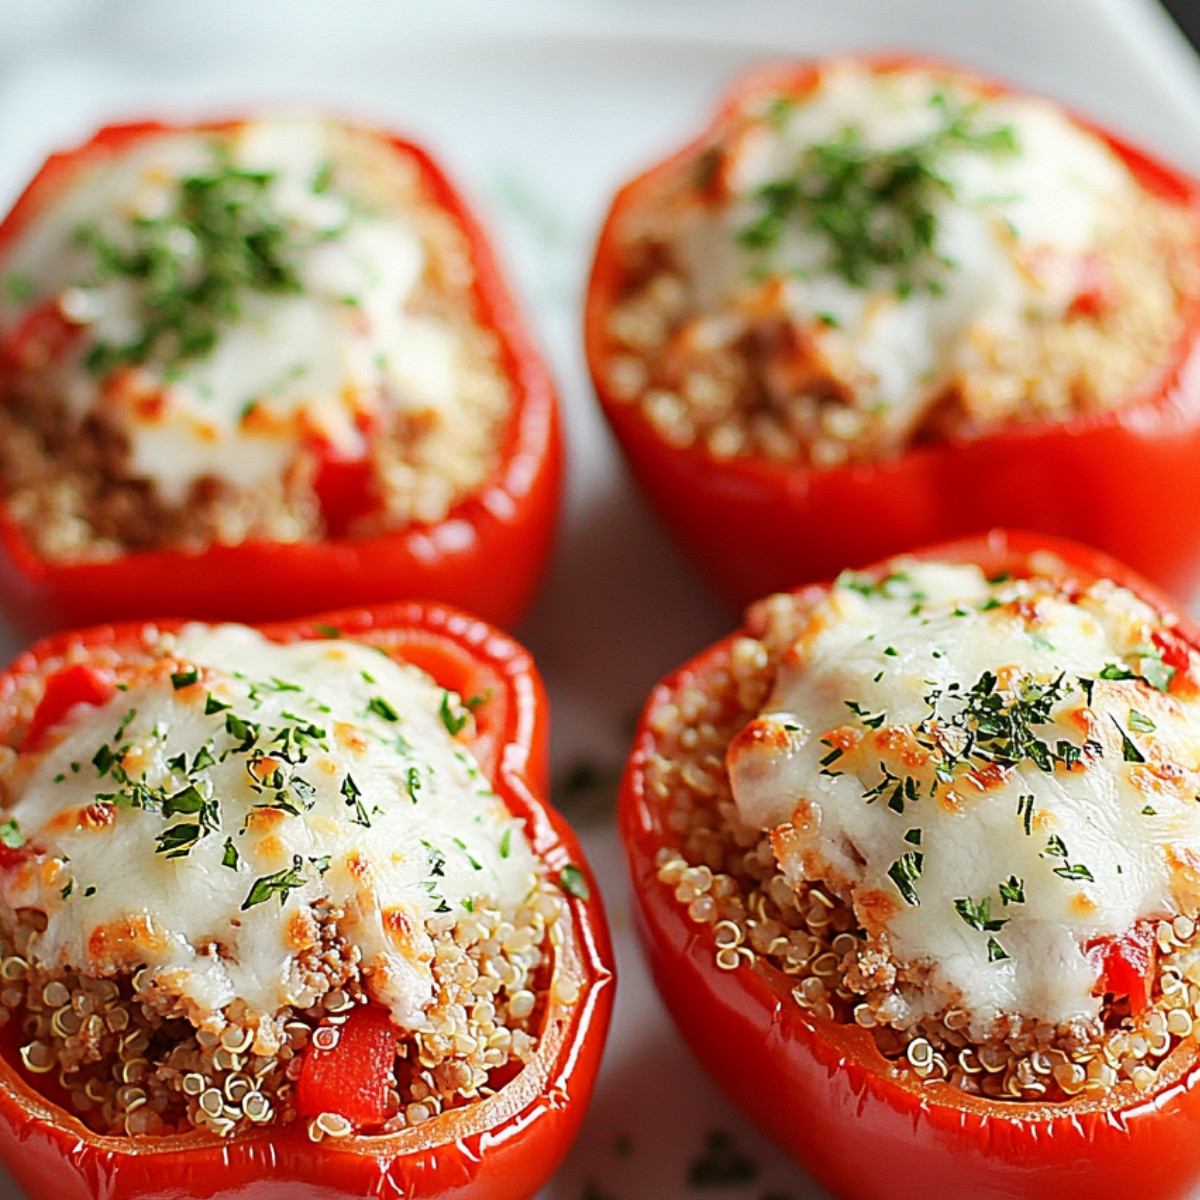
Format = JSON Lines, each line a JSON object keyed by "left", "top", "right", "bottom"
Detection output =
{"left": 0, "top": 889, "right": 558, "bottom": 1139}
{"left": 600, "top": 64, "right": 1200, "bottom": 469}
{"left": 0, "top": 120, "right": 512, "bottom": 562}
{"left": 0, "top": 628, "right": 562, "bottom": 1140}
{"left": 645, "top": 587, "right": 1200, "bottom": 1105}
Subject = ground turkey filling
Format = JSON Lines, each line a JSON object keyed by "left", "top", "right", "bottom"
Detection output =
{"left": 645, "top": 563, "right": 1200, "bottom": 1103}
{"left": 0, "top": 117, "right": 512, "bottom": 562}
{"left": 0, "top": 628, "right": 562, "bottom": 1140}
{"left": 599, "top": 62, "right": 1200, "bottom": 468}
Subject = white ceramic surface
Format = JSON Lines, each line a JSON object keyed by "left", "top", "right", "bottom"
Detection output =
{"left": 0, "top": 2, "right": 1199, "bottom": 1196}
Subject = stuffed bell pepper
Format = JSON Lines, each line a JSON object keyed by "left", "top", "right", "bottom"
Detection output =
{"left": 586, "top": 58, "right": 1200, "bottom": 606}
{"left": 0, "top": 116, "right": 561, "bottom": 632}
{"left": 621, "top": 530, "right": 1200, "bottom": 1200}
{"left": 0, "top": 602, "right": 613, "bottom": 1198}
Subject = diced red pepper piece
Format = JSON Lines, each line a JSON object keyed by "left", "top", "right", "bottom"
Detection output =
{"left": 295, "top": 1003, "right": 396, "bottom": 1129}
{"left": 1066, "top": 253, "right": 1113, "bottom": 319}
{"left": 312, "top": 453, "right": 377, "bottom": 538}
{"left": 23, "top": 663, "right": 116, "bottom": 753}
{"left": 0, "top": 300, "right": 79, "bottom": 373}
{"left": 1088, "top": 923, "right": 1156, "bottom": 1016}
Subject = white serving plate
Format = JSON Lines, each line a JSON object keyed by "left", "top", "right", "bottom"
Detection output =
{"left": 0, "top": 2, "right": 1199, "bottom": 1196}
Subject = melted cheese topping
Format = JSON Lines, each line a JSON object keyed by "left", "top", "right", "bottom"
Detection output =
{"left": 0, "top": 627, "right": 538, "bottom": 1031}
{"left": 0, "top": 118, "right": 478, "bottom": 504}
{"left": 728, "top": 563, "right": 1200, "bottom": 1031}
{"left": 674, "top": 62, "right": 1136, "bottom": 444}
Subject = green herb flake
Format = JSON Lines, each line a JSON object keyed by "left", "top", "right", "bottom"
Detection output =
{"left": 221, "top": 838, "right": 240, "bottom": 870}
{"left": 998, "top": 875, "right": 1025, "bottom": 905}
{"left": 1017, "top": 793, "right": 1035, "bottom": 836}
{"left": 1053, "top": 862, "right": 1095, "bottom": 882}
{"left": 242, "top": 856, "right": 306, "bottom": 910}
{"left": 738, "top": 110, "right": 1019, "bottom": 295}
{"left": 368, "top": 696, "right": 399, "bottom": 724}
{"left": 887, "top": 850, "right": 923, "bottom": 907}
{"left": 439, "top": 692, "right": 468, "bottom": 736}
{"left": 170, "top": 668, "right": 199, "bottom": 690}
{"left": 1128, "top": 709, "right": 1156, "bottom": 734}
{"left": 0, "top": 819, "right": 24, "bottom": 850}
{"left": 986, "top": 936, "right": 1009, "bottom": 962}
{"left": 1110, "top": 716, "right": 1146, "bottom": 763}
{"left": 953, "top": 895, "right": 1007, "bottom": 933}
{"left": 75, "top": 160, "right": 306, "bottom": 377}
{"left": 559, "top": 863, "right": 590, "bottom": 900}
{"left": 155, "top": 823, "right": 202, "bottom": 859}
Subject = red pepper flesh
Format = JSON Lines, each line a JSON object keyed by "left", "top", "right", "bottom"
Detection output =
{"left": 296, "top": 1005, "right": 396, "bottom": 1129}
{"left": 0, "top": 121, "right": 563, "bottom": 635}
{"left": 620, "top": 529, "right": 1200, "bottom": 1200}
{"left": 586, "top": 58, "right": 1200, "bottom": 609}
{"left": 22, "top": 662, "right": 116, "bottom": 753}
{"left": 0, "top": 601, "right": 614, "bottom": 1200}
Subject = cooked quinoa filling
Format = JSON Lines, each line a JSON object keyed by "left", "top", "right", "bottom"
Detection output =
{"left": 0, "top": 117, "right": 512, "bottom": 561}
{"left": 0, "top": 625, "right": 562, "bottom": 1138}
{"left": 600, "top": 61, "right": 1200, "bottom": 467}
{"left": 645, "top": 560, "right": 1200, "bottom": 1102}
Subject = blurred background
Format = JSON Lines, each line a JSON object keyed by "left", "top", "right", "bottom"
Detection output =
{"left": 1162, "top": 0, "right": 1200, "bottom": 50}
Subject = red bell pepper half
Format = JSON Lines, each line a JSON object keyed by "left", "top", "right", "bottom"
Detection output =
{"left": 585, "top": 58, "right": 1200, "bottom": 610}
{"left": 620, "top": 530, "right": 1200, "bottom": 1200}
{"left": 0, "top": 120, "right": 562, "bottom": 634}
{"left": 0, "top": 601, "right": 614, "bottom": 1200}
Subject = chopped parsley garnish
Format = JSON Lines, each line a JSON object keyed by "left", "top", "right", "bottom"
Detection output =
{"left": 242, "top": 856, "right": 306, "bottom": 910}
{"left": 368, "top": 696, "right": 399, "bottom": 723}
{"left": 887, "top": 850, "right": 923, "bottom": 907}
{"left": 1053, "top": 862, "right": 1095, "bottom": 882}
{"left": 221, "top": 838, "right": 240, "bottom": 870}
{"left": 1017, "top": 793, "right": 1035, "bottom": 836}
{"left": 1110, "top": 716, "right": 1145, "bottom": 763}
{"left": 844, "top": 699, "right": 886, "bottom": 730}
{"left": 986, "top": 937, "right": 1009, "bottom": 962}
{"left": 155, "top": 823, "right": 204, "bottom": 859}
{"left": 439, "top": 691, "right": 469, "bottom": 736}
{"left": 1042, "top": 835, "right": 1093, "bottom": 882}
{"left": 424, "top": 842, "right": 446, "bottom": 878}
{"left": 1128, "top": 709, "right": 1156, "bottom": 734}
{"left": 499, "top": 828, "right": 512, "bottom": 859}
{"left": 998, "top": 875, "right": 1025, "bottom": 905}
{"left": 953, "top": 895, "right": 1007, "bottom": 933}
{"left": 171, "top": 668, "right": 199, "bottom": 690}
{"left": 341, "top": 773, "right": 371, "bottom": 827}
{"left": 738, "top": 96, "right": 1017, "bottom": 294}
{"left": 559, "top": 863, "right": 590, "bottom": 900}
{"left": 74, "top": 159, "right": 306, "bottom": 376}
{"left": 0, "top": 819, "right": 24, "bottom": 849}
